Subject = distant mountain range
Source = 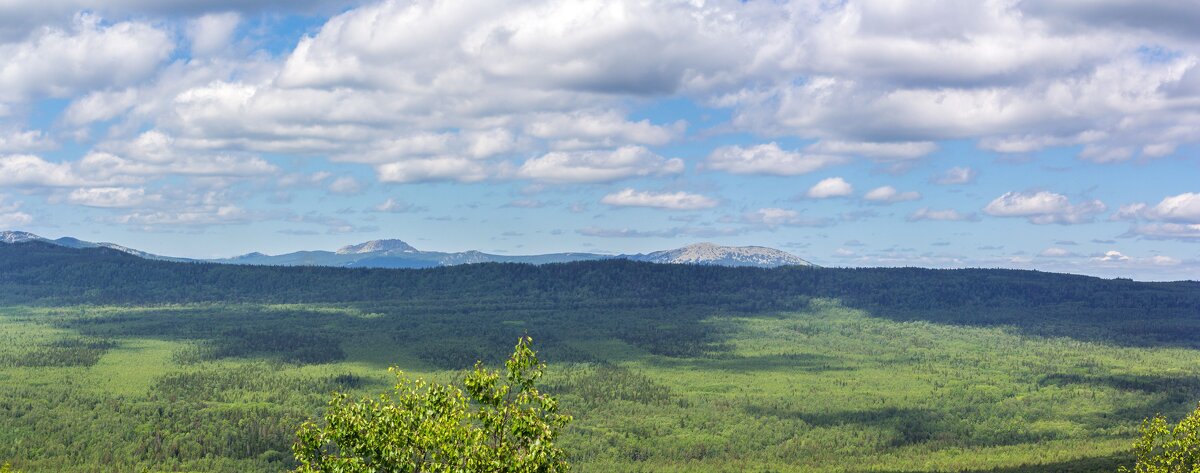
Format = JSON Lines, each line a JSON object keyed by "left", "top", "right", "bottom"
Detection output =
{"left": 0, "top": 230, "right": 192, "bottom": 262}
{"left": 0, "top": 231, "right": 815, "bottom": 269}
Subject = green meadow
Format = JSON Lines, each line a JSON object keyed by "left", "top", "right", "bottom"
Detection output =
{"left": 2, "top": 299, "right": 1196, "bottom": 472}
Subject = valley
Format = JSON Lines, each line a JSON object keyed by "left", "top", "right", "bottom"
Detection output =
{"left": 0, "top": 242, "right": 1197, "bottom": 471}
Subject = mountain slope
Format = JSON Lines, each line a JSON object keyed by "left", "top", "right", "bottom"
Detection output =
{"left": 0, "top": 231, "right": 188, "bottom": 261}
{"left": 630, "top": 242, "right": 813, "bottom": 268}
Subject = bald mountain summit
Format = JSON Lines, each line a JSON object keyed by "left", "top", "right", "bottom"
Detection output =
{"left": 0, "top": 231, "right": 815, "bottom": 269}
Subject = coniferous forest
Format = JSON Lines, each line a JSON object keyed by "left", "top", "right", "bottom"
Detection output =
{"left": 2, "top": 242, "right": 1199, "bottom": 471}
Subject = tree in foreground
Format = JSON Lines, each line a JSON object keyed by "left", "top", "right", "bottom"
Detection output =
{"left": 1121, "top": 402, "right": 1200, "bottom": 472}
{"left": 292, "top": 336, "right": 572, "bottom": 472}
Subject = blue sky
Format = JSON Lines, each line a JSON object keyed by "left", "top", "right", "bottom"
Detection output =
{"left": 1, "top": 0, "right": 1199, "bottom": 280}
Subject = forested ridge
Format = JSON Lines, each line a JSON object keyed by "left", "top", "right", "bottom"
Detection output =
{"left": 3, "top": 241, "right": 1197, "bottom": 346}
{"left": 3, "top": 240, "right": 1197, "bottom": 310}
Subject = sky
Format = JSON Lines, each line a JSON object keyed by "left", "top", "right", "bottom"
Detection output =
{"left": 1, "top": 0, "right": 1199, "bottom": 281}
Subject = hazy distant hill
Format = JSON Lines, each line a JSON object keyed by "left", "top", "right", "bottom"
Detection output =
{"left": 1, "top": 230, "right": 814, "bottom": 269}
{"left": 215, "top": 239, "right": 815, "bottom": 269}
{"left": 0, "top": 231, "right": 190, "bottom": 262}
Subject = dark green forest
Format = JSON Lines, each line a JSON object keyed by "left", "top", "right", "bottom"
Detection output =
{"left": 3, "top": 241, "right": 1198, "bottom": 348}
{"left": 1, "top": 241, "right": 1199, "bottom": 471}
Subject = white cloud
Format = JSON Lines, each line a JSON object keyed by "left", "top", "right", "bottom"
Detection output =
{"left": 505, "top": 199, "right": 545, "bottom": 209}
{"left": 1142, "top": 192, "right": 1200, "bottom": 223}
{"left": 1107, "top": 193, "right": 1200, "bottom": 240}
{"left": 526, "top": 111, "right": 683, "bottom": 149}
{"left": 806, "top": 177, "right": 853, "bottom": 199}
{"left": 66, "top": 187, "right": 154, "bottom": 208}
{"left": 0, "top": 129, "right": 50, "bottom": 152}
{"left": 983, "top": 191, "right": 1106, "bottom": 224}
{"left": 0, "top": 196, "right": 32, "bottom": 228}
{"left": 63, "top": 88, "right": 139, "bottom": 126}
{"left": 1151, "top": 255, "right": 1182, "bottom": 266}
{"left": 1038, "top": 247, "right": 1076, "bottom": 257}
{"left": 376, "top": 157, "right": 491, "bottom": 184}
{"left": 705, "top": 143, "right": 846, "bottom": 176}
{"left": 517, "top": 146, "right": 683, "bottom": 183}
{"left": 863, "top": 185, "right": 920, "bottom": 204}
{"left": 187, "top": 12, "right": 241, "bottom": 57}
{"left": 806, "top": 140, "right": 937, "bottom": 161}
{"left": 577, "top": 225, "right": 739, "bottom": 238}
{"left": 601, "top": 188, "right": 717, "bottom": 210}
{"left": 932, "top": 166, "right": 977, "bottom": 185}
{"left": 373, "top": 198, "right": 420, "bottom": 213}
{"left": 328, "top": 176, "right": 365, "bottom": 195}
{"left": 906, "top": 207, "right": 977, "bottom": 222}
{"left": 0, "top": 14, "right": 172, "bottom": 103}
{"left": 76, "top": 151, "right": 277, "bottom": 180}
{"left": 742, "top": 207, "right": 829, "bottom": 227}
{"left": 1078, "top": 144, "right": 1134, "bottom": 163}
{"left": 1095, "top": 250, "right": 1131, "bottom": 262}
{"left": 27, "top": 0, "right": 1200, "bottom": 195}
{"left": 1127, "top": 223, "right": 1200, "bottom": 240}
{"left": 116, "top": 205, "right": 253, "bottom": 227}
{"left": 0, "top": 154, "right": 95, "bottom": 187}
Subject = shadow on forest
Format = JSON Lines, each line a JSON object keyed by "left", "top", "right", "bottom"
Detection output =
{"left": 745, "top": 406, "right": 960, "bottom": 448}
{"left": 1040, "top": 372, "right": 1200, "bottom": 395}
{"left": 1041, "top": 372, "right": 1200, "bottom": 425}
{"left": 651, "top": 352, "right": 852, "bottom": 373}
{"left": 879, "top": 453, "right": 1129, "bottom": 473}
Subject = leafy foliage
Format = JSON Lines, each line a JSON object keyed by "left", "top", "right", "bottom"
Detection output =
{"left": 293, "top": 337, "right": 571, "bottom": 472}
{"left": 1122, "top": 402, "right": 1200, "bottom": 472}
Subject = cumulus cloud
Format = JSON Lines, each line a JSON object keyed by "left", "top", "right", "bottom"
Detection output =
{"left": 863, "top": 185, "right": 920, "bottom": 204}
{"left": 906, "top": 208, "right": 978, "bottom": 222}
{"left": 1094, "top": 250, "right": 1131, "bottom": 262}
{"left": 705, "top": 143, "right": 846, "bottom": 176}
{"left": 0, "top": 196, "right": 32, "bottom": 228}
{"left": 1110, "top": 193, "right": 1200, "bottom": 240}
{"left": 0, "top": 129, "right": 50, "bottom": 152}
{"left": 517, "top": 146, "right": 683, "bottom": 184}
{"left": 806, "top": 177, "right": 853, "bottom": 199}
{"left": 116, "top": 205, "right": 253, "bottom": 227}
{"left": 806, "top": 140, "right": 937, "bottom": 161}
{"left": 526, "top": 111, "right": 683, "bottom": 150}
{"left": 0, "top": 153, "right": 259, "bottom": 188}
{"left": 187, "top": 12, "right": 240, "bottom": 57}
{"left": 376, "top": 157, "right": 491, "bottom": 184}
{"left": 66, "top": 187, "right": 156, "bottom": 208}
{"left": 600, "top": 188, "right": 717, "bottom": 210}
{"left": 983, "top": 191, "right": 1106, "bottom": 224}
{"left": 16, "top": 0, "right": 1199, "bottom": 198}
{"left": 0, "top": 154, "right": 89, "bottom": 187}
{"left": 0, "top": 14, "right": 173, "bottom": 103}
{"left": 1137, "top": 193, "right": 1200, "bottom": 222}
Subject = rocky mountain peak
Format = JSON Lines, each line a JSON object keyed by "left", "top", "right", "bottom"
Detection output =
{"left": 335, "top": 239, "right": 418, "bottom": 255}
